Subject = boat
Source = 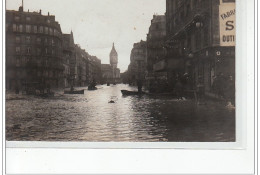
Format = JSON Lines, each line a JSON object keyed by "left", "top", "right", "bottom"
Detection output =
{"left": 64, "top": 89, "right": 84, "bottom": 94}
{"left": 121, "top": 90, "right": 145, "bottom": 96}
{"left": 107, "top": 83, "right": 110, "bottom": 86}
{"left": 88, "top": 86, "right": 97, "bottom": 90}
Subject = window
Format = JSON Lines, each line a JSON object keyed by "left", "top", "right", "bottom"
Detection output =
{"left": 45, "top": 27, "right": 48, "bottom": 34}
{"left": 26, "top": 25, "right": 31, "bottom": 33}
{"left": 45, "top": 48, "right": 48, "bottom": 54}
{"left": 15, "top": 47, "right": 21, "bottom": 54}
{"left": 52, "top": 49, "right": 55, "bottom": 55}
{"left": 19, "top": 24, "right": 23, "bottom": 32}
{"left": 34, "top": 26, "right": 37, "bottom": 33}
{"left": 51, "top": 39, "right": 55, "bottom": 46}
{"left": 27, "top": 47, "right": 31, "bottom": 54}
{"left": 47, "top": 19, "right": 50, "bottom": 23}
{"left": 26, "top": 36, "right": 31, "bottom": 43}
{"left": 49, "top": 28, "right": 53, "bottom": 35}
{"left": 15, "top": 36, "right": 21, "bottom": 43}
{"left": 13, "top": 24, "right": 17, "bottom": 32}
{"left": 37, "top": 37, "right": 41, "bottom": 44}
{"left": 39, "top": 26, "right": 43, "bottom": 33}
{"left": 26, "top": 16, "right": 31, "bottom": 21}
{"left": 54, "top": 29, "right": 57, "bottom": 36}
{"left": 14, "top": 16, "right": 20, "bottom": 21}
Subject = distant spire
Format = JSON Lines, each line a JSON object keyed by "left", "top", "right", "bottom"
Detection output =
{"left": 22, "top": 0, "right": 24, "bottom": 7}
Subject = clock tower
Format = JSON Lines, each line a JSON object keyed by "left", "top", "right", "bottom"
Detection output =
{"left": 109, "top": 43, "right": 118, "bottom": 78}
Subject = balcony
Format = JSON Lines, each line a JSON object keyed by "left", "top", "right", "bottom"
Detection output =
{"left": 169, "top": 6, "right": 210, "bottom": 39}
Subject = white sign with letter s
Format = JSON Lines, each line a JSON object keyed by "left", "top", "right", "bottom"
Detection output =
{"left": 219, "top": 3, "right": 236, "bottom": 46}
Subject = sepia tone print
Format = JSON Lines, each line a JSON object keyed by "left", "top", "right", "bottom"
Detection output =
{"left": 6, "top": 0, "right": 235, "bottom": 142}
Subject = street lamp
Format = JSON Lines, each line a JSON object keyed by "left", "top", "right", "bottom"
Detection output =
{"left": 195, "top": 22, "right": 203, "bottom": 28}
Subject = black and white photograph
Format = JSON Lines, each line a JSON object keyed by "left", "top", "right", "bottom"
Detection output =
{"left": 5, "top": 0, "right": 236, "bottom": 143}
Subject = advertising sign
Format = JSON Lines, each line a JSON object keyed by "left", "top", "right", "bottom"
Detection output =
{"left": 219, "top": 3, "right": 236, "bottom": 46}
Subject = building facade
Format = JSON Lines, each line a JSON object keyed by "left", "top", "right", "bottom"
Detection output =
{"left": 146, "top": 15, "right": 166, "bottom": 75}
{"left": 6, "top": 7, "right": 63, "bottom": 90}
{"left": 74, "top": 44, "right": 87, "bottom": 86}
{"left": 165, "top": 0, "right": 235, "bottom": 97}
{"left": 128, "top": 40, "right": 147, "bottom": 85}
{"left": 146, "top": 15, "right": 168, "bottom": 92}
{"left": 88, "top": 55, "right": 102, "bottom": 84}
{"left": 62, "top": 31, "right": 75, "bottom": 88}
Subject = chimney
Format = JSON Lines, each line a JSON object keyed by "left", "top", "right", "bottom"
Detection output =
{"left": 39, "top": 9, "right": 41, "bottom": 14}
{"left": 28, "top": 9, "right": 29, "bottom": 12}
{"left": 48, "top": 12, "right": 49, "bottom": 16}
{"left": 18, "top": 6, "right": 23, "bottom": 12}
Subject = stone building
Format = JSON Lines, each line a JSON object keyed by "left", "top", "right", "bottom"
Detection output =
{"left": 146, "top": 15, "right": 166, "bottom": 76}
{"left": 73, "top": 45, "right": 102, "bottom": 86}
{"left": 128, "top": 40, "right": 147, "bottom": 85}
{"left": 62, "top": 31, "right": 75, "bottom": 88}
{"left": 74, "top": 44, "right": 87, "bottom": 86}
{"left": 165, "top": 0, "right": 235, "bottom": 96}
{"left": 6, "top": 6, "right": 63, "bottom": 90}
{"left": 88, "top": 55, "right": 102, "bottom": 84}
{"left": 146, "top": 15, "right": 167, "bottom": 92}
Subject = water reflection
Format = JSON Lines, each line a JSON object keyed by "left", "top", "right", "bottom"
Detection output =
{"left": 6, "top": 84, "right": 235, "bottom": 142}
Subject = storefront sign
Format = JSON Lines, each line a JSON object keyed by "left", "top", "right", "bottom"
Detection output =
{"left": 219, "top": 2, "right": 236, "bottom": 46}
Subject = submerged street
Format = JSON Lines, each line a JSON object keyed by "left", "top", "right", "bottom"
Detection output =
{"left": 6, "top": 84, "right": 235, "bottom": 142}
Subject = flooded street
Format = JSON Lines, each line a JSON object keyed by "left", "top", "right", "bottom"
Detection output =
{"left": 6, "top": 84, "right": 235, "bottom": 142}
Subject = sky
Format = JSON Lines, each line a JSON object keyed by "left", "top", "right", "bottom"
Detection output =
{"left": 6, "top": 0, "right": 166, "bottom": 72}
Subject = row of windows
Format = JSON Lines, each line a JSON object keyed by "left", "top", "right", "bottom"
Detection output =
{"left": 12, "top": 24, "right": 60, "bottom": 36}
{"left": 15, "top": 35, "right": 58, "bottom": 46}
{"left": 15, "top": 46, "right": 58, "bottom": 56}
{"left": 14, "top": 15, "right": 51, "bottom": 24}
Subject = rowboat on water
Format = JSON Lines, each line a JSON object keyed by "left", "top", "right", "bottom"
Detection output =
{"left": 121, "top": 90, "right": 144, "bottom": 96}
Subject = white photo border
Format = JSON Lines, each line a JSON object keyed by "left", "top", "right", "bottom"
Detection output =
{"left": 2, "top": 0, "right": 257, "bottom": 174}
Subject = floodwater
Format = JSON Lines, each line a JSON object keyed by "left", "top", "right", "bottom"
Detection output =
{"left": 6, "top": 84, "right": 235, "bottom": 142}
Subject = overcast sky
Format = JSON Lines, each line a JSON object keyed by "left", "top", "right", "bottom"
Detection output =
{"left": 6, "top": 0, "right": 166, "bottom": 72}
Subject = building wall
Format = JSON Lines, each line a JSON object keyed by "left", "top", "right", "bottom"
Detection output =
{"left": 6, "top": 9, "right": 63, "bottom": 90}
{"left": 62, "top": 32, "right": 75, "bottom": 88}
{"left": 128, "top": 40, "right": 147, "bottom": 85}
{"left": 165, "top": 0, "right": 235, "bottom": 96}
{"left": 146, "top": 15, "right": 166, "bottom": 74}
